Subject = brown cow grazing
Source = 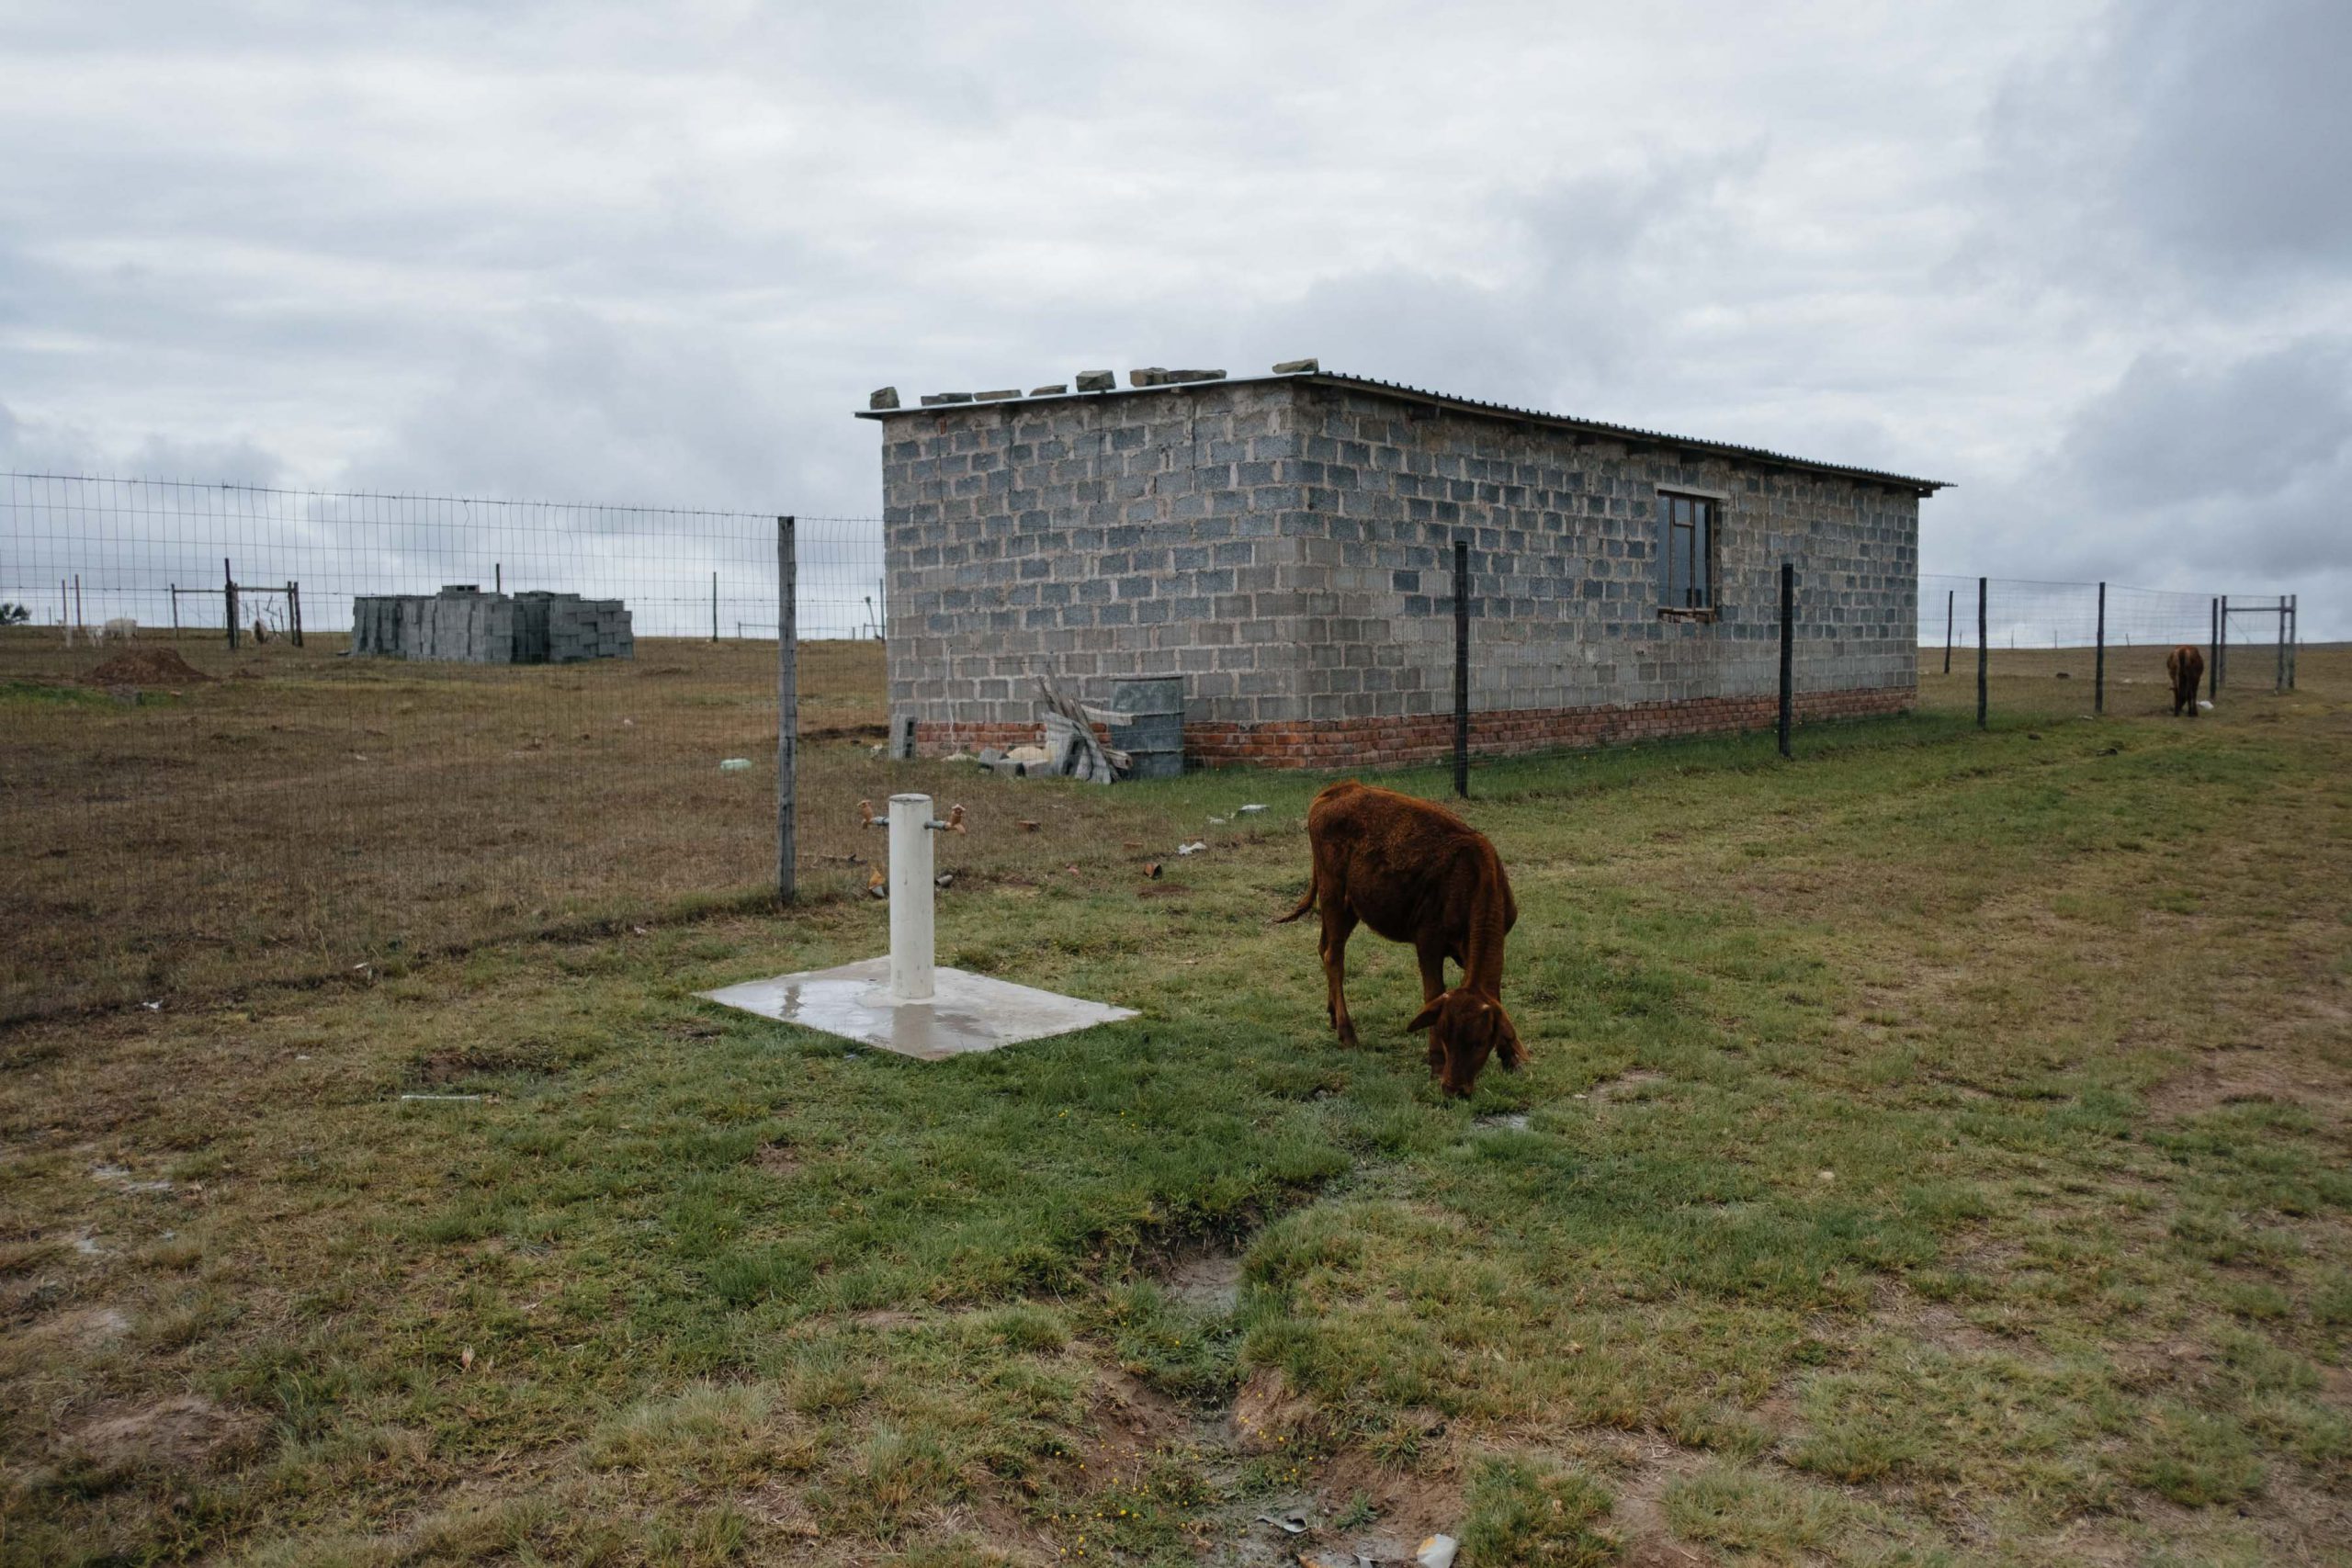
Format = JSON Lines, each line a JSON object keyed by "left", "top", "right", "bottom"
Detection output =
{"left": 1277, "top": 780, "right": 1523, "bottom": 1097}
{"left": 2167, "top": 644, "right": 2205, "bottom": 716}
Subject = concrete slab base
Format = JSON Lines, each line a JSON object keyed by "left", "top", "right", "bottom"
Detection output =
{"left": 696, "top": 957, "right": 1136, "bottom": 1061}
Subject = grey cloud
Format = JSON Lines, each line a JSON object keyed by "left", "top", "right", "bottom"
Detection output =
{"left": 2059, "top": 341, "right": 2352, "bottom": 511}
{"left": 1986, "top": 0, "right": 2352, "bottom": 284}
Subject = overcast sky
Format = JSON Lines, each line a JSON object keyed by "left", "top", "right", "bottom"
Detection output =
{"left": 2, "top": 0, "right": 2346, "bottom": 635}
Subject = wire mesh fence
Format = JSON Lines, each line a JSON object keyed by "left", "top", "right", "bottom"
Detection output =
{"left": 1, "top": 474, "right": 884, "bottom": 1020}
{"left": 1917, "top": 572, "right": 2297, "bottom": 725}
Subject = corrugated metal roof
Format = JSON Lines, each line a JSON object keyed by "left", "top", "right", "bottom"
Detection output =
{"left": 858, "top": 369, "right": 1951, "bottom": 494}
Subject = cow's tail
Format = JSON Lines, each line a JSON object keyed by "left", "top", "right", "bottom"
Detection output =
{"left": 1274, "top": 869, "right": 1318, "bottom": 925}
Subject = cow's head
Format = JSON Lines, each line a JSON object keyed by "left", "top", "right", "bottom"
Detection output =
{"left": 1406, "top": 988, "right": 1526, "bottom": 1098}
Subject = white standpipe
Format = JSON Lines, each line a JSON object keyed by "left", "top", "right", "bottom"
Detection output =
{"left": 887, "top": 793, "right": 936, "bottom": 1002}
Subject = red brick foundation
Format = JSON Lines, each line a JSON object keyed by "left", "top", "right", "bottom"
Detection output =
{"left": 917, "top": 686, "right": 1913, "bottom": 770}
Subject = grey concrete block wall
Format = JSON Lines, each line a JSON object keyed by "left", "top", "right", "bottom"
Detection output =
{"left": 868, "top": 377, "right": 1923, "bottom": 742}
{"left": 1282, "top": 384, "right": 1918, "bottom": 723}
{"left": 876, "top": 379, "right": 1318, "bottom": 732}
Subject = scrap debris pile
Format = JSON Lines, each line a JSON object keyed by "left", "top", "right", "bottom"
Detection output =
{"left": 948, "top": 678, "right": 1136, "bottom": 783}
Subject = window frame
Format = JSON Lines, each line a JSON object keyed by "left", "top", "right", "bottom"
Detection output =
{"left": 1656, "top": 489, "right": 1723, "bottom": 621}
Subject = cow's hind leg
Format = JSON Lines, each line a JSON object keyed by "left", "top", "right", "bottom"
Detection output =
{"left": 1320, "top": 904, "right": 1361, "bottom": 1048}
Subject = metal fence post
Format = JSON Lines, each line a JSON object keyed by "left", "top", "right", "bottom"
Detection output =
{"left": 2094, "top": 581, "right": 2106, "bottom": 716}
{"left": 2277, "top": 598, "right": 2288, "bottom": 695}
{"left": 1943, "top": 588, "right": 1952, "bottom": 675}
{"left": 712, "top": 570, "right": 719, "bottom": 644}
{"left": 1453, "top": 538, "right": 1469, "bottom": 799}
{"left": 2289, "top": 594, "right": 2298, "bottom": 690}
{"left": 2209, "top": 598, "right": 2219, "bottom": 701}
{"left": 1975, "top": 576, "right": 1987, "bottom": 729}
{"left": 2218, "top": 594, "right": 2228, "bottom": 691}
{"left": 1778, "top": 561, "right": 1794, "bottom": 758}
{"left": 776, "top": 516, "right": 798, "bottom": 904}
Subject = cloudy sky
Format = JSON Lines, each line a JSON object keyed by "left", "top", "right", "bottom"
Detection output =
{"left": 2, "top": 0, "right": 2346, "bottom": 634}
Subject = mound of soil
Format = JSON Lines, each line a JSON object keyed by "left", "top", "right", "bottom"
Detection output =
{"left": 80, "top": 649, "right": 216, "bottom": 687}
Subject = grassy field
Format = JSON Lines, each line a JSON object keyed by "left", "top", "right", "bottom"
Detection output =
{"left": 2, "top": 646, "right": 2346, "bottom": 1565}
{"left": 0, "top": 630, "right": 898, "bottom": 1021}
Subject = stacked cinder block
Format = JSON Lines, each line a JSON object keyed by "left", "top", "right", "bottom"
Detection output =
{"left": 349, "top": 587, "right": 632, "bottom": 664}
{"left": 859, "top": 371, "right": 1938, "bottom": 767}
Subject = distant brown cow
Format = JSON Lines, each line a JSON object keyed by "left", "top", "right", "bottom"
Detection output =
{"left": 1277, "top": 781, "right": 1524, "bottom": 1097}
{"left": 2167, "top": 644, "right": 2205, "bottom": 716}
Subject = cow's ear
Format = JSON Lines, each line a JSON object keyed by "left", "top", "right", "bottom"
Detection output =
{"left": 1406, "top": 995, "right": 1448, "bottom": 1033}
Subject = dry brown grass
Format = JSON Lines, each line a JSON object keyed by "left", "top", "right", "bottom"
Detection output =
{"left": 0, "top": 630, "right": 895, "bottom": 1019}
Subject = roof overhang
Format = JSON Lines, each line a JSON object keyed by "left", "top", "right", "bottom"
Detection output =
{"left": 857, "top": 369, "right": 1950, "bottom": 496}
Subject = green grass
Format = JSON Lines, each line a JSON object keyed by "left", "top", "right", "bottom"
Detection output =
{"left": 2, "top": 653, "right": 2349, "bottom": 1563}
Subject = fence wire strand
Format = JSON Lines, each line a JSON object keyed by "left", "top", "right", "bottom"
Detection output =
{"left": 1917, "top": 572, "right": 2294, "bottom": 722}
{"left": 1, "top": 474, "right": 883, "bottom": 1020}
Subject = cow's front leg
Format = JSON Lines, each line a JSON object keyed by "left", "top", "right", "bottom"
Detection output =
{"left": 1416, "top": 939, "right": 1450, "bottom": 1074}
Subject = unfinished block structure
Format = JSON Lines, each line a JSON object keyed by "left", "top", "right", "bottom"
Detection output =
{"left": 351, "top": 587, "right": 634, "bottom": 664}
{"left": 860, "top": 369, "right": 1942, "bottom": 768}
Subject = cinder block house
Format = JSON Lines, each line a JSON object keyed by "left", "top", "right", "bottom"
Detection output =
{"left": 859, "top": 367, "right": 1942, "bottom": 768}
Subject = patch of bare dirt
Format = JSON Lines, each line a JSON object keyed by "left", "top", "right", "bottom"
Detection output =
{"left": 1609, "top": 1436, "right": 1718, "bottom": 1567}
{"left": 17, "top": 1303, "right": 132, "bottom": 1350}
{"left": 78, "top": 648, "right": 216, "bottom": 688}
{"left": 1083, "top": 1365, "right": 1199, "bottom": 1481}
{"left": 57, "top": 1395, "right": 261, "bottom": 1472}
{"left": 2146, "top": 1010, "right": 2352, "bottom": 1122}
{"left": 1582, "top": 1068, "right": 1667, "bottom": 1104}
{"left": 1229, "top": 1366, "right": 1315, "bottom": 1455}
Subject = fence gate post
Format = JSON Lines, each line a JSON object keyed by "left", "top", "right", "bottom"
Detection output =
{"left": 1778, "top": 561, "right": 1794, "bottom": 758}
{"left": 775, "top": 516, "right": 798, "bottom": 904}
{"left": 1976, "top": 577, "right": 1988, "bottom": 729}
{"left": 2094, "top": 581, "right": 2106, "bottom": 716}
{"left": 1453, "top": 538, "right": 1469, "bottom": 799}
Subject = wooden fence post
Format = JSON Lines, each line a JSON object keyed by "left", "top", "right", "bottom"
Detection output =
{"left": 289, "top": 581, "right": 304, "bottom": 648}
{"left": 1778, "top": 561, "right": 1794, "bottom": 758}
{"left": 1976, "top": 577, "right": 1987, "bottom": 729}
{"left": 225, "top": 558, "right": 238, "bottom": 650}
{"left": 2094, "top": 581, "right": 2106, "bottom": 716}
{"left": 776, "top": 516, "right": 798, "bottom": 904}
{"left": 1453, "top": 538, "right": 1470, "bottom": 799}
{"left": 2209, "top": 599, "right": 2219, "bottom": 701}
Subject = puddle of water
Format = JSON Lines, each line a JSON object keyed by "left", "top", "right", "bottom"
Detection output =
{"left": 1162, "top": 1249, "right": 1244, "bottom": 1314}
